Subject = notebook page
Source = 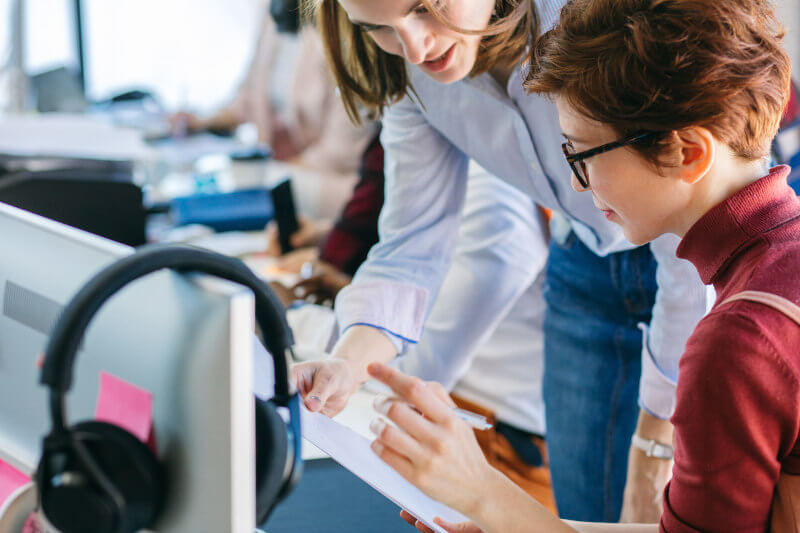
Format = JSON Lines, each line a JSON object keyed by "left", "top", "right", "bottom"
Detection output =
{"left": 300, "top": 407, "right": 470, "bottom": 533}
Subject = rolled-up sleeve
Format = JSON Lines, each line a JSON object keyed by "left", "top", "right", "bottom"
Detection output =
{"left": 638, "top": 234, "right": 713, "bottom": 419}
{"left": 334, "top": 95, "right": 469, "bottom": 348}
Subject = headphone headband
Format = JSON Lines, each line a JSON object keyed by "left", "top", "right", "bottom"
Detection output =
{"left": 40, "top": 244, "right": 295, "bottom": 430}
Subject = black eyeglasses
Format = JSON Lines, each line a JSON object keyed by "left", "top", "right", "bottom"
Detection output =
{"left": 561, "top": 131, "right": 659, "bottom": 189}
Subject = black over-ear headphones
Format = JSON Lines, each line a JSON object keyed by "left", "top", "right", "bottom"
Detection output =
{"left": 37, "top": 244, "right": 303, "bottom": 533}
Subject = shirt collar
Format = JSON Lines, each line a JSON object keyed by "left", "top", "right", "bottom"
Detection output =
{"left": 677, "top": 165, "right": 797, "bottom": 285}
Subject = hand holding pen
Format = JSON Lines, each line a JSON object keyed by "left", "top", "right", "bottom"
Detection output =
{"left": 365, "top": 387, "right": 493, "bottom": 431}
{"left": 366, "top": 362, "right": 503, "bottom": 518}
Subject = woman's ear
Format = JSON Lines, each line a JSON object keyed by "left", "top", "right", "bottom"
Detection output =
{"left": 674, "top": 127, "right": 715, "bottom": 184}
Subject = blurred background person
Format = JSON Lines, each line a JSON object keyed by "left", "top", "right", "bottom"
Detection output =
{"left": 169, "top": 0, "right": 377, "bottom": 217}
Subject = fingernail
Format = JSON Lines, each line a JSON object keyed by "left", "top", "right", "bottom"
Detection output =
{"left": 371, "top": 440, "right": 384, "bottom": 454}
{"left": 305, "top": 396, "right": 321, "bottom": 411}
{"left": 367, "top": 363, "right": 382, "bottom": 376}
{"left": 373, "top": 395, "right": 391, "bottom": 414}
{"left": 369, "top": 418, "right": 387, "bottom": 436}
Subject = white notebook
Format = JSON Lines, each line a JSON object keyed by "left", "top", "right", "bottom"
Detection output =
{"left": 300, "top": 408, "right": 471, "bottom": 533}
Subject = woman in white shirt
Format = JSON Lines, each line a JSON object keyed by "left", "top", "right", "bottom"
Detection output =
{"left": 293, "top": 0, "right": 708, "bottom": 521}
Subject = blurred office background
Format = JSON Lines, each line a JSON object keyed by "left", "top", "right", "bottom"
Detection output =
{"left": 778, "top": 0, "right": 800, "bottom": 69}
{"left": 0, "top": 0, "right": 797, "bottom": 114}
{"left": 0, "top": 0, "right": 267, "bottom": 113}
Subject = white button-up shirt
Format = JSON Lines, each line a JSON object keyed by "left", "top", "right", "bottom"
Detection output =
{"left": 334, "top": 0, "right": 709, "bottom": 420}
{"left": 394, "top": 165, "right": 548, "bottom": 435}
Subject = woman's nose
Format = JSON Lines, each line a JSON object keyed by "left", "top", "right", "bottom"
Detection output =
{"left": 396, "top": 23, "right": 433, "bottom": 65}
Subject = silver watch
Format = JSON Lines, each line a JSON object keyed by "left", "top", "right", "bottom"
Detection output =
{"left": 631, "top": 434, "right": 674, "bottom": 460}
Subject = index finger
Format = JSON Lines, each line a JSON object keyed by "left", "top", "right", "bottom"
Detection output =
{"left": 367, "top": 363, "right": 453, "bottom": 424}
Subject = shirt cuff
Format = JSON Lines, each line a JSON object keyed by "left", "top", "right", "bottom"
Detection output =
{"left": 638, "top": 323, "right": 679, "bottom": 420}
{"left": 341, "top": 322, "right": 408, "bottom": 353}
{"left": 335, "top": 279, "right": 429, "bottom": 345}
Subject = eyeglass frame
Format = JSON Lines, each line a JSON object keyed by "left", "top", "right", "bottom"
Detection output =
{"left": 561, "top": 131, "right": 660, "bottom": 189}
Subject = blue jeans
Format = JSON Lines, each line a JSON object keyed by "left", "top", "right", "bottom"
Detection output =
{"left": 543, "top": 231, "right": 657, "bottom": 521}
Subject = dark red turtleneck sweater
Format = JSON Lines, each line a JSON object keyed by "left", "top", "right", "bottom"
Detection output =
{"left": 660, "top": 166, "right": 800, "bottom": 532}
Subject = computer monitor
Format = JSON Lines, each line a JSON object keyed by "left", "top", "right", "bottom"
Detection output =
{"left": 0, "top": 202, "right": 257, "bottom": 531}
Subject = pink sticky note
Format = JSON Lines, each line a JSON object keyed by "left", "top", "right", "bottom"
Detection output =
{"left": 95, "top": 371, "right": 154, "bottom": 444}
{"left": 0, "top": 459, "right": 30, "bottom": 510}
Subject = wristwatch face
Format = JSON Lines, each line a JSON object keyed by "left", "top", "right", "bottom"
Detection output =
{"left": 650, "top": 442, "right": 673, "bottom": 460}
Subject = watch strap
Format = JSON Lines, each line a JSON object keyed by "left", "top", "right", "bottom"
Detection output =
{"left": 632, "top": 434, "right": 674, "bottom": 460}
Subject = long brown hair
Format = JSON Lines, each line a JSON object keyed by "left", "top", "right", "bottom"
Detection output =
{"left": 305, "top": 0, "right": 538, "bottom": 123}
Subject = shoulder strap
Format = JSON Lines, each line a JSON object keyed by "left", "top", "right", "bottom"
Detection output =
{"left": 724, "top": 291, "right": 800, "bottom": 533}
{"left": 720, "top": 290, "right": 800, "bottom": 326}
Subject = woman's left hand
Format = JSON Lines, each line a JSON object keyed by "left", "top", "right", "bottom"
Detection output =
{"left": 366, "top": 363, "right": 496, "bottom": 519}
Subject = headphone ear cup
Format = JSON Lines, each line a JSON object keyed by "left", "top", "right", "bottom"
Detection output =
{"left": 254, "top": 398, "right": 289, "bottom": 525}
{"left": 38, "top": 437, "right": 118, "bottom": 533}
{"left": 71, "top": 421, "right": 164, "bottom": 532}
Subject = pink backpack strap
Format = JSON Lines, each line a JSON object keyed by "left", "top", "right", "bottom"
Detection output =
{"left": 720, "top": 290, "right": 800, "bottom": 326}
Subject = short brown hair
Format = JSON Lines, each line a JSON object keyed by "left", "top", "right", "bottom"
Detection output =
{"left": 305, "top": 0, "right": 538, "bottom": 123}
{"left": 524, "top": 0, "right": 792, "bottom": 164}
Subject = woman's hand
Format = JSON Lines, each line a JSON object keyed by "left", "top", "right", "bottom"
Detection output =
{"left": 291, "top": 358, "right": 361, "bottom": 417}
{"left": 400, "top": 510, "right": 484, "bottom": 533}
{"left": 270, "top": 260, "right": 351, "bottom": 306}
{"left": 366, "top": 363, "right": 496, "bottom": 518}
{"left": 294, "top": 326, "right": 399, "bottom": 417}
{"left": 291, "top": 262, "right": 352, "bottom": 305}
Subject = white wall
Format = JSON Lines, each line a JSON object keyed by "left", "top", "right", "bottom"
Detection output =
{"left": 15, "top": 0, "right": 268, "bottom": 113}
{"left": 776, "top": 0, "right": 800, "bottom": 75}
{"left": 80, "top": 0, "right": 267, "bottom": 112}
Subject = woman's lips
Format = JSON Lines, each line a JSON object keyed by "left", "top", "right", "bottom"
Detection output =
{"left": 422, "top": 44, "right": 455, "bottom": 73}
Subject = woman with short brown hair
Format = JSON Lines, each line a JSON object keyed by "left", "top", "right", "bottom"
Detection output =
{"left": 293, "top": 0, "right": 709, "bottom": 522}
{"left": 366, "top": 0, "right": 798, "bottom": 531}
